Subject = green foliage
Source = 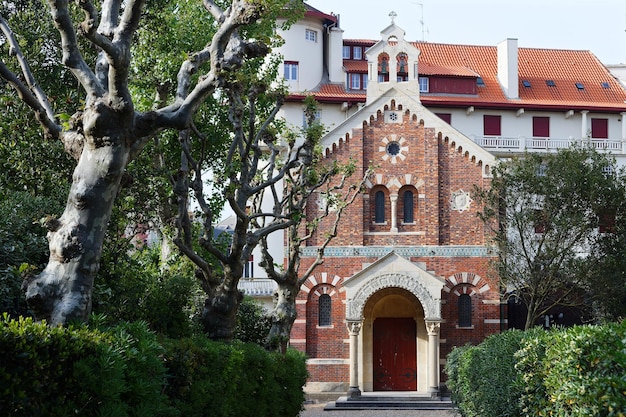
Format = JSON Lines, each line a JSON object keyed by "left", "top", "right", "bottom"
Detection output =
{"left": 0, "top": 190, "right": 65, "bottom": 317}
{"left": 161, "top": 336, "right": 308, "bottom": 417}
{"left": 1, "top": 315, "right": 308, "bottom": 416}
{"left": 475, "top": 146, "right": 626, "bottom": 327}
{"left": 93, "top": 243, "right": 202, "bottom": 338}
{"left": 0, "top": 315, "right": 174, "bottom": 417}
{"left": 517, "top": 322, "right": 626, "bottom": 417}
{"left": 234, "top": 296, "right": 272, "bottom": 345}
{"left": 445, "top": 330, "right": 526, "bottom": 417}
{"left": 446, "top": 322, "right": 626, "bottom": 417}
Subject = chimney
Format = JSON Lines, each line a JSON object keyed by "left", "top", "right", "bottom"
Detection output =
{"left": 497, "top": 38, "right": 519, "bottom": 99}
{"left": 327, "top": 23, "right": 344, "bottom": 83}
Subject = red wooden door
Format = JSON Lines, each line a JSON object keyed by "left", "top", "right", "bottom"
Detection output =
{"left": 373, "top": 318, "right": 417, "bottom": 391}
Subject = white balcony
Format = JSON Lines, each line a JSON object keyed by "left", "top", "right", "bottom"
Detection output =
{"left": 237, "top": 278, "right": 277, "bottom": 297}
{"left": 470, "top": 135, "right": 624, "bottom": 155}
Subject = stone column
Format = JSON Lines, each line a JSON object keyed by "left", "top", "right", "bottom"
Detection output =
{"left": 346, "top": 320, "right": 362, "bottom": 398}
{"left": 390, "top": 193, "right": 398, "bottom": 233}
{"left": 425, "top": 320, "right": 441, "bottom": 397}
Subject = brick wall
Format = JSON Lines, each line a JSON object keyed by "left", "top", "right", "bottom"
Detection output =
{"left": 291, "top": 99, "right": 500, "bottom": 386}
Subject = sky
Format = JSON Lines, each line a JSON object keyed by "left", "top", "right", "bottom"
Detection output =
{"left": 306, "top": 0, "right": 626, "bottom": 65}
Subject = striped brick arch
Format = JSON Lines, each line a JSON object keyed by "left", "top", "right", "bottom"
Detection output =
{"left": 443, "top": 272, "right": 490, "bottom": 297}
{"left": 301, "top": 272, "right": 342, "bottom": 297}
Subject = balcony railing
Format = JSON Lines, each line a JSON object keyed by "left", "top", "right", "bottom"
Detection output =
{"left": 237, "top": 278, "right": 277, "bottom": 297}
{"left": 470, "top": 136, "right": 623, "bottom": 153}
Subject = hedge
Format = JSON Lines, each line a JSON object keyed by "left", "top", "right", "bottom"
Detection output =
{"left": 445, "top": 321, "right": 626, "bottom": 417}
{"left": 0, "top": 314, "right": 308, "bottom": 417}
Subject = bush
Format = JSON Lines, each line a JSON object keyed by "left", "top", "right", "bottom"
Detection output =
{"left": 234, "top": 296, "right": 272, "bottom": 345}
{"left": 0, "top": 314, "right": 173, "bottom": 417}
{"left": 0, "top": 315, "right": 308, "bottom": 417}
{"left": 447, "top": 322, "right": 626, "bottom": 417}
{"left": 445, "top": 329, "right": 526, "bottom": 417}
{"left": 162, "top": 336, "right": 308, "bottom": 417}
{"left": 0, "top": 191, "right": 64, "bottom": 317}
{"left": 518, "top": 322, "right": 626, "bottom": 417}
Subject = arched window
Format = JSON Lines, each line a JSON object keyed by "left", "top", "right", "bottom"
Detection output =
{"left": 318, "top": 294, "right": 332, "bottom": 326}
{"left": 458, "top": 294, "right": 472, "bottom": 327}
{"left": 403, "top": 191, "right": 414, "bottom": 223}
{"left": 375, "top": 191, "right": 385, "bottom": 223}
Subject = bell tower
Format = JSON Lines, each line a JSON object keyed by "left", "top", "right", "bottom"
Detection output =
{"left": 366, "top": 12, "right": 421, "bottom": 104}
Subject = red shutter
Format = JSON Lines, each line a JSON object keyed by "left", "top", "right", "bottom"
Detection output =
{"left": 436, "top": 113, "right": 452, "bottom": 124}
{"left": 591, "top": 118, "right": 608, "bottom": 139}
{"left": 484, "top": 115, "right": 501, "bottom": 136}
{"left": 532, "top": 117, "right": 550, "bottom": 138}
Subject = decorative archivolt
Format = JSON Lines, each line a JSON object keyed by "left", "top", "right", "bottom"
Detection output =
{"left": 346, "top": 272, "right": 441, "bottom": 320}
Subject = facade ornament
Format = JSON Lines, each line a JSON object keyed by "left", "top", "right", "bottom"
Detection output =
{"left": 425, "top": 320, "right": 441, "bottom": 335}
{"left": 346, "top": 320, "right": 363, "bottom": 335}
{"left": 347, "top": 272, "right": 442, "bottom": 320}
{"left": 450, "top": 189, "right": 472, "bottom": 212}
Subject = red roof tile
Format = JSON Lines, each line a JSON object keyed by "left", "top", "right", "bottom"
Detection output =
{"left": 300, "top": 40, "right": 626, "bottom": 110}
{"left": 343, "top": 60, "right": 368, "bottom": 73}
{"left": 415, "top": 42, "right": 626, "bottom": 110}
{"left": 287, "top": 83, "right": 364, "bottom": 103}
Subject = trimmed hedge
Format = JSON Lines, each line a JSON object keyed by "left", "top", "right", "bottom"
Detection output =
{"left": 445, "top": 321, "right": 626, "bottom": 417}
{"left": 445, "top": 329, "right": 527, "bottom": 417}
{"left": 0, "top": 314, "right": 308, "bottom": 417}
{"left": 517, "top": 322, "right": 626, "bottom": 417}
{"left": 162, "top": 336, "right": 307, "bottom": 417}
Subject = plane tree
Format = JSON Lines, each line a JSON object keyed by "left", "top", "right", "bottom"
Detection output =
{"left": 254, "top": 98, "right": 371, "bottom": 352}
{"left": 475, "top": 146, "right": 626, "bottom": 328}
{"left": 0, "top": 0, "right": 298, "bottom": 326}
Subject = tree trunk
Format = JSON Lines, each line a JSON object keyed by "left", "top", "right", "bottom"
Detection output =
{"left": 267, "top": 282, "right": 298, "bottom": 354}
{"left": 23, "top": 102, "right": 131, "bottom": 325}
{"left": 202, "top": 282, "right": 243, "bottom": 341}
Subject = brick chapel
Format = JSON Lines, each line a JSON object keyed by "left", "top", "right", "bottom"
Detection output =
{"left": 289, "top": 22, "right": 501, "bottom": 396}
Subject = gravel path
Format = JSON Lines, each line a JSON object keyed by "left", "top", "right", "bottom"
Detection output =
{"left": 300, "top": 403, "right": 461, "bottom": 417}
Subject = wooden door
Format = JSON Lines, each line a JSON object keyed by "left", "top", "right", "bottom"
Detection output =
{"left": 373, "top": 317, "right": 417, "bottom": 391}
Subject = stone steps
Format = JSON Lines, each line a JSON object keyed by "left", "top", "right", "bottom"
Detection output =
{"left": 325, "top": 395, "right": 455, "bottom": 411}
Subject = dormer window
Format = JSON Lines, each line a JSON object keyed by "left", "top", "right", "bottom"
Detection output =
{"left": 477, "top": 77, "right": 485, "bottom": 87}
{"left": 353, "top": 47, "right": 363, "bottom": 60}
{"left": 343, "top": 46, "right": 350, "bottom": 59}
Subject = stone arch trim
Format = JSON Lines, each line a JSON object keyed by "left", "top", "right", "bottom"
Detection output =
{"left": 365, "top": 173, "right": 425, "bottom": 191}
{"left": 347, "top": 272, "right": 441, "bottom": 320}
{"left": 443, "top": 272, "right": 490, "bottom": 297}
{"left": 301, "top": 272, "right": 342, "bottom": 295}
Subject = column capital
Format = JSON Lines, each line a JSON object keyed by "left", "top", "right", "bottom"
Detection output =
{"left": 425, "top": 320, "right": 441, "bottom": 335}
{"left": 346, "top": 320, "right": 363, "bottom": 335}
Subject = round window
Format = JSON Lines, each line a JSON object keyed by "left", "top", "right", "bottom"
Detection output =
{"left": 386, "top": 141, "right": 401, "bottom": 156}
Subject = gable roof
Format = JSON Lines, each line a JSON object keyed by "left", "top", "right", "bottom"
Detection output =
{"left": 416, "top": 42, "right": 626, "bottom": 111}
{"left": 296, "top": 38, "right": 626, "bottom": 112}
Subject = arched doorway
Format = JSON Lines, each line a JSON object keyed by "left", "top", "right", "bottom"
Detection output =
{"left": 362, "top": 288, "right": 427, "bottom": 392}
{"left": 342, "top": 253, "right": 444, "bottom": 395}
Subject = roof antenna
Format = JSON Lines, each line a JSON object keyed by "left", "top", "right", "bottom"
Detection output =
{"left": 412, "top": 2, "right": 426, "bottom": 41}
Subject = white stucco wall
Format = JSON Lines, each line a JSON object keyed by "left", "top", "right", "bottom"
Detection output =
{"left": 276, "top": 18, "right": 326, "bottom": 91}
